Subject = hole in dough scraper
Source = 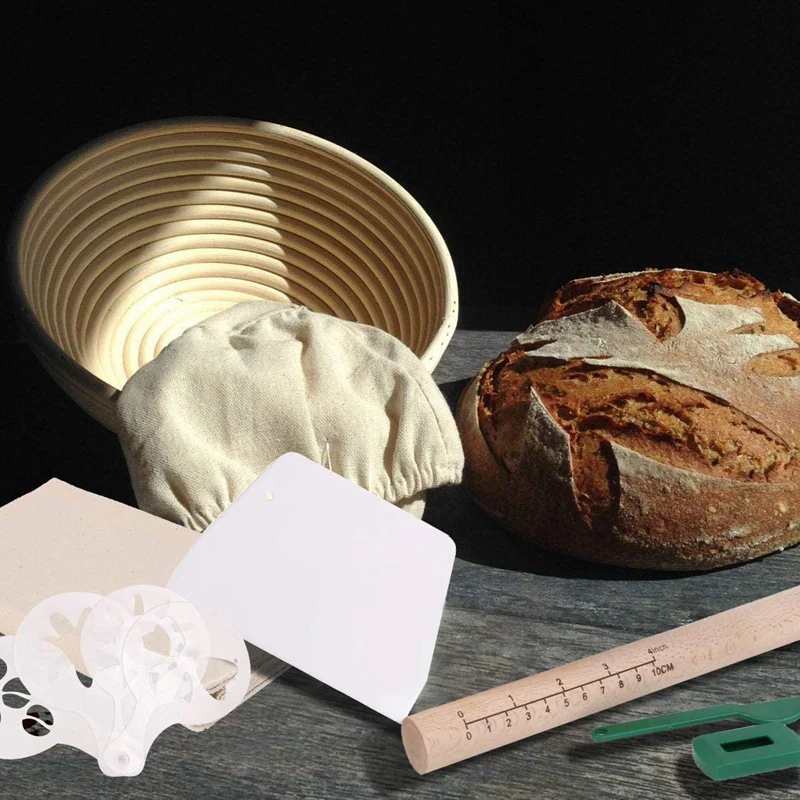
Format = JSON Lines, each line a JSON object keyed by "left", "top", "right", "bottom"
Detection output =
{"left": 167, "top": 452, "right": 456, "bottom": 723}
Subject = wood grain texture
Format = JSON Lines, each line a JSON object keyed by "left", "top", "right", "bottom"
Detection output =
{"left": 404, "top": 584, "right": 800, "bottom": 773}
{"left": 1, "top": 330, "right": 799, "bottom": 798}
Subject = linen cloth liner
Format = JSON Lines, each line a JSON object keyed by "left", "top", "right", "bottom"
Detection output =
{"left": 115, "top": 300, "right": 464, "bottom": 717}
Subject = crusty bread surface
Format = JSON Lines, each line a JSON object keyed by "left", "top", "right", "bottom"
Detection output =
{"left": 460, "top": 269, "right": 800, "bottom": 570}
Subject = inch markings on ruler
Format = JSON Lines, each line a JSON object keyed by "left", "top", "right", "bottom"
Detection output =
{"left": 464, "top": 657, "right": 657, "bottom": 726}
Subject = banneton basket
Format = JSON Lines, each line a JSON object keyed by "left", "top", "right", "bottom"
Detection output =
{"left": 10, "top": 119, "right": 458, "bottom": 430}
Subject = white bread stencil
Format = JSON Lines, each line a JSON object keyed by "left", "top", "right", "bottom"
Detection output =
{"left": 3, "top": 588, "right": 250, "bottom": 775}
{"left": 168, "top": 452, "right": 456, "bottom": 723}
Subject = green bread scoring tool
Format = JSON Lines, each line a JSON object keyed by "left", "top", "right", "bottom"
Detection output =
{"left": 693, "top": 722, "right": 800, "bottom": 781}
{"left": 591, "top": 696, "right": 800, "bottom": 742}
{"left": 591, "top": 696, "right": 800, "bottom": 781}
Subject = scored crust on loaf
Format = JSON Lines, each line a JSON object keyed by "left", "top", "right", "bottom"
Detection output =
{"left": 468, "top": 269, "right": 800, "bottom": 570}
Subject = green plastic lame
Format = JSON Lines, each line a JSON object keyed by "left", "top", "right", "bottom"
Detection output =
{"left": 591, "top": 696, "right": 800, "bottom": 743}
{"left": 693, "top": 722, "right": 800, "bottom": 781}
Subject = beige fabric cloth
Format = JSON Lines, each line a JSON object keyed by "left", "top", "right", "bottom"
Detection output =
{"left": 115, "top": 300, "right": 464, "bottom": 530}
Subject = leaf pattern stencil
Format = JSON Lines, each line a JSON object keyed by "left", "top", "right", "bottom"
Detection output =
{"left": 517, "top": 297, "right": 800, "bottom": 444}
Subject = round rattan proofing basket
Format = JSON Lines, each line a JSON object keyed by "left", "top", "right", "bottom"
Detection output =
{"left": 10, "top": 119, "right": 458, "bottom": 430}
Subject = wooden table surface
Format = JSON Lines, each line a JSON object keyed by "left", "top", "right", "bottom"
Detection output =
{"left": 1, "top": 330, "right": 799, "bottom": 799}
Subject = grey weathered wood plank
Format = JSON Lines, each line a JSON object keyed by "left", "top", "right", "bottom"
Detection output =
{"left": 1, "top": 329, "right": 798, "bottom": 798}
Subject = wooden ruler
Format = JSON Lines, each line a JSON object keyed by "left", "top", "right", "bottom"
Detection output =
{"left": 402, "top": 584, "right": 800, "bottom": 773}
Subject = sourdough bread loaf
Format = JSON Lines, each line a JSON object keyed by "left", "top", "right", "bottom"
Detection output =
{"left": 458, "top": 269, "right": 800, "bottom": 570}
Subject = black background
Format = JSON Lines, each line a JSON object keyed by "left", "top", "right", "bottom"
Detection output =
{"left": 2, "top": 3, "right": 799, "bottom": 505}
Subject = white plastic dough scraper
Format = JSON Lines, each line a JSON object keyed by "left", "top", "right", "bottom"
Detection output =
{"left": 168, "top": 452, "right": 456, "bottom": 722}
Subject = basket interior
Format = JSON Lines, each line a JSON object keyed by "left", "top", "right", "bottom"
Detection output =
{"left": 16, "top": 121, "right": 455, "bottom": 390}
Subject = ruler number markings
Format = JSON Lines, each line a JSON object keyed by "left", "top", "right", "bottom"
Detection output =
{"left": 460, "top": 656, "right": 668, "bottom": 733}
